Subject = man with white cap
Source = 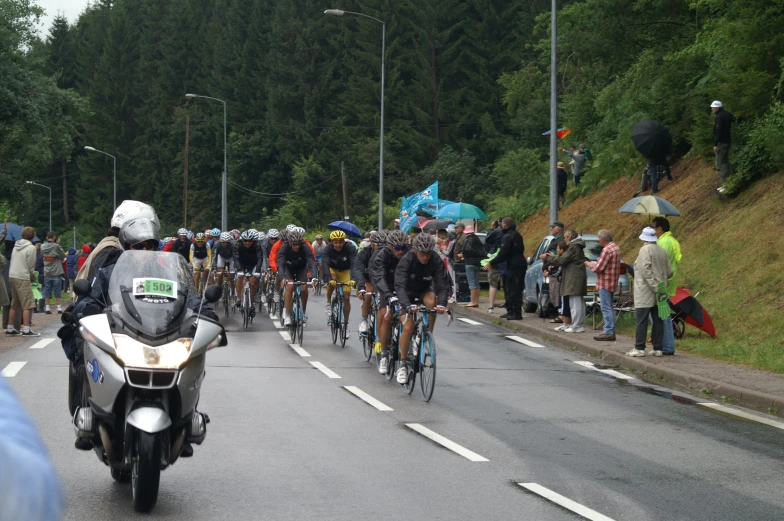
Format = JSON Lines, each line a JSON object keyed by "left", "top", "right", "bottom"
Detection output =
{"left": 627, "top": 227, "right": 672, "bottom": 357}
{"left": 711, "top": 100, "right": 733, "bottom": 192}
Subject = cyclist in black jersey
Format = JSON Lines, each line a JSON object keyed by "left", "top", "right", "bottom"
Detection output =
{"left": 276, "top": 228, "right": 317, "bottom": 326}
{"left": 234, "top": 230, "right": 263, "bottom": 315}
{"left": 352, "top": 230, "right": 386, "bottom": 336}
{"left": 171, "top": 228, "right": 192, "bottom": 262}
{"left": 211, "top": 232, "right": 236, "bottom": 289}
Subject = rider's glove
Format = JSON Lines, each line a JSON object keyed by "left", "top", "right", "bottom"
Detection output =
{"left": 436, "top": 305, "right": 447, "bottom": 313}
{"left": 387, "top": 296, "right": 399, "bottom": 306}
{"left": 329, "top": 280, "right": 337, "bottom": 287}
{"left": 349, "top": 280, "right": 356, "bottom": 287}
{"left": 310, "top": 278, "right": 318, "bottom": 286}
{"left": 408, "top": 304, "right": 420, "bottom": 313}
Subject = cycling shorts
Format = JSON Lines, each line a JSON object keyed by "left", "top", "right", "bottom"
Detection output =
{"left": 238, "top": 262, "right": 256, "bottom": 275}
{"left": 216, "top": 256, "right": 235, "bottom": 271}
{"left": 282, "top": 267, "right": 309, "bottom": 283}
{"left": 193, "top": 257, "right": 209, "bottom": 270}
{"left": 330, "top": 268, "right": 351, "bottom": 284}
{"left": 402, "top": 290, "right": 435, "bottom": 313}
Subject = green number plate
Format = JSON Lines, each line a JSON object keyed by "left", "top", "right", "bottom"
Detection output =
{"left": 132, "top": 278, "right": 178, "bottom": 298}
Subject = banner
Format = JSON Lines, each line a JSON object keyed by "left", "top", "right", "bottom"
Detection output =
{"left": 400, "top": 182, "right": 438, "bottom": 232}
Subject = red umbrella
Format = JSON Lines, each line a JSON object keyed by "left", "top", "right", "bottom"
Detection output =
{"left": 669, "top": 288, "right": 716, "bottom": 338}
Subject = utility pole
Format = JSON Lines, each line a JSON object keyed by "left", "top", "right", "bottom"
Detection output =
{"left": 184, "top": 114, "right": 189, "bottom": 227}
{"left": 341, "top": 161, "right": 350, "bottom": 221}
{"left": 549, "top": 0, "right": 559, "bottom": 226}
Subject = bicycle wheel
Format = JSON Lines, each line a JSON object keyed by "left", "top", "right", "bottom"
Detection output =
{"left": 385, "top": 356, "right": 396, "bottom": 382}
{"left": 340, "top": 308, "right": 349, "bottom": 349}
{"left": 330, "top": 298, "right": 339, "bottom": 344}
{"left": 403, "top": 357, "right": 416, "bottom": 395}
{"left": 362, "top": 312, "right": 374, "bottom": 362}
{"left": 297, "top": 301, "right": 305, "bottom": 347}
{"left": 223, "top": 285, "right": 229, "bottom": 318}
{"left": 419, "top": 330, "right": 436, "bottom": 402}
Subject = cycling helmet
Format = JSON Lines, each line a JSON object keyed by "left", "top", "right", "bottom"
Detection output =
{"left": 119, "top": 217, "right": 161, "bottom": 250}
{"left": 240, "top": 230, "right": 255, "bottom": 241}
{"left": 210, "top": 228, "right": 221, "bottom": 237}
{"left": 163, "top": 237, "right": 172, "bottom": 243}
{"left": 279, "top": 229, "right": 289, "bottom": 241}
{"left": 371, "top": 230, "right": 387, "bottom": 244}
{"left": 195, "top": 233, "right": 206, "bottom": 242}
{"left": 111, "top": 200, "right": 160, "bottom": 230}
{"left": 230, "top": 229, "right": 240, "bottom": 240}
{"left": 386, "top": 230, "right": 408, "bottom": 247}
{"left": 219, "top": 232, "right": 232, "bottom": 242}
{"left": 256, "top": 231, "right": 266, "bottom": 240}
{"left": 330, "top": 230, "right": 347, "bottom": 241}
{"left": 285, "top": 224, "right": 297, "bottom": 231}
{"left": 315, "top": 234, "right": 323, "bottom": 240}
{"left": 177, "top": 227, "right": 188, "bottom": 236}
{"left": 186, "top": 230, "right": 194, "bottom": 241}
{"left": 267, "top": 228, "right": 280, "bottom": 239}
{"left": 413, "top": 232, "right": 436, "bottom": 252}
{"left": 295, "top": 226, "right": 306, "bottom": 236}
{"left": 248, "top": 228, "right": 258, "bottom": 237}
{"left": 288, "top": 228, "right": 304, "bottom": 242}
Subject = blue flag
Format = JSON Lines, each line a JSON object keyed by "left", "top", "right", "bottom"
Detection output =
{"left": 400, "top": 182, "right": 438, "bottom": 232}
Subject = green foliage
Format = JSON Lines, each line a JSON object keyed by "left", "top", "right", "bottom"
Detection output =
{"left": 724, "top": 103, "right": 784, "bottom": 195}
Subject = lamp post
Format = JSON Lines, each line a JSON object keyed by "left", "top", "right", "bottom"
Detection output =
{"left": 548, "top": 0, "right": 559, "bottom": 226}
{"left": 185, "top": 93, "right": 228, "bottom": 232}
{"left": 84, "top": 146, "right": 117, "bottom": 210}
{"left": 325, "top": 8, "right": 386, "bottom": 230}
{"left": 26, "top": 181, "right": 52, "bottom": 231}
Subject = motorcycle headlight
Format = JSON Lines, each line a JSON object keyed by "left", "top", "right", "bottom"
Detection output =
{"left": 112, "top": 335, "right": 193, "bottom": 369}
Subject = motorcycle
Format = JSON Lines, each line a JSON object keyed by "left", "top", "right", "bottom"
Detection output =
{"left": 71, "top": 250, "right": 226, "bottom": 512}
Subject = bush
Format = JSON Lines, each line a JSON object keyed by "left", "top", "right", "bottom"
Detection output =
{"left": 724, "top": 103, "right": 784, "bottom": 195}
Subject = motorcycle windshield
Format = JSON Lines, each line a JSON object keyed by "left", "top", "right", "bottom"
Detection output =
{"left": 108, "top": 251, "right": 197, "bottom": 337}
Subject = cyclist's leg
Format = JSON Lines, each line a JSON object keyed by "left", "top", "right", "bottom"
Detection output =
{"left": 227, "top": 260, "right": 236, "bottom": 292}
{"left": 326, "top": 268, "right": 336, "bottom": 302}
{"left": 361, "top": 282, "right": 373, "bottom": 320}
{"left": 235, "top": 269, "right": 246, "bottom": 306}
{"left": 216, "top": 257, "right": 226, "bottom": 287}
{"left": 283, "top": 274, "right": 294, "bottom": 316}
{"left": 423, "top": 291, "right": 438, "bottom": 331}
{"left": 299, "top": 269, "right": 310, "bottom": 314}
{"left": 334, "top": 269, "right": 352, "bottom": 317}
{"left": 249, "top": 273, "right": 259, "bottom": 302}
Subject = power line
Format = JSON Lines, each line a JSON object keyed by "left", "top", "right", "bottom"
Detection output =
{"left": 227, "top": 173, "right": 340, "bottom": 198}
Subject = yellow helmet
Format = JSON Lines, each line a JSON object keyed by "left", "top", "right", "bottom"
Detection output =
{"left": 329, "top": 230, "right": 347, "bottom": 241}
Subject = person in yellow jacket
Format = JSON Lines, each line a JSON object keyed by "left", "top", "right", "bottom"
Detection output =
{"left": 653, "top": 217, "right": 682, "bottom": 355}
{"left": 190, "top": 233, "right": 212, "bottom": 293}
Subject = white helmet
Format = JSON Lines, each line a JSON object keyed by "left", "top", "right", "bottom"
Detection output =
{"left": 710, "top": 100, "right": 723, "bottom": 108}
{"left": 111, "top": 200, "right": 159, "bottom": 230}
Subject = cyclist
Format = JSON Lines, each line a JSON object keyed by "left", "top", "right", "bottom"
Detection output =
{"left": 212, "top": 231, "right": 236, "bottom": 291}
{"left": 369, "top": 229, "right": 409, "bottom": 374}
{"left": 208, "top": 228, "right": 220, "bottom": 248}
{"left": 394, "top": 233, "right": 450, "bottom": 384}
{"left": 353, "top": 230, "right": 386, "bottom": 335}
{"left": 312, "top": 234, "right": 328, "bottom": 283}
{"left": 171, "top": 228, "right": 192, "bottom": 262}
{"left": 269, "top": 228, "right": 289, "bottom": 307}
{"left": 323, "top": 230, "right": 357, "bottom": 332}
{"left": 277, "top": 227, "right": 318, "bottom": 326}
{"left": 234, "top": 230, "right": 262, "bottom": 316}
{"left": 190, "top": 233, "right": 212, "bottom": 291}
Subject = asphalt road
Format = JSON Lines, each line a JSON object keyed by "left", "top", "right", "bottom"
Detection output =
{"left": 3, "top": 292, "right": 784, "bottom": 521}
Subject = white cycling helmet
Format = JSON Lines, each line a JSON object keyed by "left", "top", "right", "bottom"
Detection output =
{"left": 285, "top": 224, "right": 297, "bottom": 231}
{"left": 177, "top": 228, "right": 188, "bottom": 236}
{"left": 268, "top": 229, "right": 280, "bottom": 238}
{"left": 111, "top": 200, "right": 160, "bottom": 230}
{"left": 288, "top": 228, "right": 304, "bottom": 242}
{"left": 219, "top": 232, "right": 232, "bottom": 242}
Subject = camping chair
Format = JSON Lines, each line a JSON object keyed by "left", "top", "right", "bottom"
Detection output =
{"left": 591, "top": 270, "right": 635, "bottom": 331}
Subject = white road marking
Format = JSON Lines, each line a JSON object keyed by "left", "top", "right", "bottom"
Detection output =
{"left": 518, "top": 483, "right": 616, "bottom": 521}
{"left": 506, "top": 335, "right": 544, "bottom": 348}
{"left": 699, "top": 403, "right": 784, "bottom": 430}
{"left": 29, "top": 338, "right": 55, "bottom": 349}
{"left": 309, "top": 361, "right": 341, "bottom": 379}
{"left": 574, "top": 361, "right": 636, "bottom": 380}
{"left": 272, "top": 320, "right": 283, "bottom": 329}
{"left": 343, "top": 386, "right": 393, "bottom": 411}
{"left": 279, "top": 330, "right": 291, "bottom": 342}
{"left": 288, "top": 344, "right": 311, "bottom": 357}
{"left": 457, "top": 318, "right": 482, "bottom": 326}
{"left": 405, "top": 423, "right": 488, "bottom": 462}
{"left": 1, "top": 362, "right": 27, "bottom": 377}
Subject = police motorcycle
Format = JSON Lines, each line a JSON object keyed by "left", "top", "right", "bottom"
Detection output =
{"left": 70, "top": 220, "right": 226, "bottom": 512}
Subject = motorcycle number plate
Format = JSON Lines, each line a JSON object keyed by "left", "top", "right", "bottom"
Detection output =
{"left": 133, "top": 278, "right": 178, "bottom": 299}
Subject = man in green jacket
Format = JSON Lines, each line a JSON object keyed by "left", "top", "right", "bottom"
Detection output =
{"left": 653, "top": 217, "right": 681, "bottom": 355}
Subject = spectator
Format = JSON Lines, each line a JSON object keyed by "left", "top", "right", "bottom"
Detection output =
{"left": 6, "top": 226, "right": 39, "bottom": 336}
{"left": 393, "top": 218, "right": 401, "bottom": 230}
{"left": 0, "top": 225, "right": 8, "bottom": 316}
{"left": 2, "top": 227, "right": 21, "bottom": 332}
{"left": 450, "top": 223, "right": 466, "bottom": 264}
{"left": 490, "top": 217, "right": 526, "bottom": 320}
{"left": 543, "top": 240, "right": 571, "bottom": 328}
{"left": 66, "top": 247, "right": 78, "bottom": 290}
{"left": 556, "top": 162, "right": 568, "bottom": 207}
{"left": 539, "top": 222, "right": 564, "bottom": 321}
{"left": 653, "top": 217, "right": 682, "bottom": 355}
{"left": 77, "top": 244, "right": 91, "bottom": 273}
{"left": 712, "top": 100, "right": 733, "bottom": 193}
{"left": 461, "top": 226, "right": 485, "bottom": 308}
{"left": 627, "top": 227, "right": 673, "bottom": 357}
{"left": 33, "top": 240, "right": 45, "bottom": 312}
{"left": 559, "top": 144, "right": 587, "bottom": 186}
{"left": 586, "top": 229, "right": 621, "bottom": 341}
{"left": 484, "top": 218, "right": 505, "bottom": 313}
{"left": 0, "top": 375, "right": 65, "bottom": 521}
{"left": 40, "top": 232, "right": 66, "bottom": 315}
{"left": 545, "top": 230, "right": 587, "bottom": 332}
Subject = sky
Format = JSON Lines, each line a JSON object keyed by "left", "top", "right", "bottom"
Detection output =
{"left": 35, "top": 0, "right": 91, "bottom": 37}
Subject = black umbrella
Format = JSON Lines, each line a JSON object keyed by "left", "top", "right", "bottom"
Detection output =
{"left": 422, "top": 219, "right": 454, "bottom": 231}
{"left": 632, "top": 119, "right": 672, "bottom": 159}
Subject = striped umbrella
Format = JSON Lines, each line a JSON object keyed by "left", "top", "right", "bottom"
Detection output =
{"left": 618, "top": 195, "right": 680, "bottom": 217}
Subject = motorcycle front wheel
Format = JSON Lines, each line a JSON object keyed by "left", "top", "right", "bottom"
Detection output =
{"left": 132, "top": 431, "right": 161, "bottom": 513}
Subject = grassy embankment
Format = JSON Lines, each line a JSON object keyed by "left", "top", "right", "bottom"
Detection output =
{"left": 519, "top": 159, "right": 784, "bottom": 373}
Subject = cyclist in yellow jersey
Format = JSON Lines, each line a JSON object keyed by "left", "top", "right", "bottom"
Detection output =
{"left": 323, "top": 230, "right": 357, "bottom": 335}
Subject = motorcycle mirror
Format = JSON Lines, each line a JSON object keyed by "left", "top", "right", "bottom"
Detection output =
{"left": 73, "top": 279, "right": 91, "bottom": 297}
{"left": 204, "top": 285, "right": 222, "bottom": 304}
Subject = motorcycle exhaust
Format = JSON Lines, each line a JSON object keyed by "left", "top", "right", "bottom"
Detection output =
{"left": 73, "top": 407, "right": 96, "bottom": 439}
{"left": 99, "top": 423, "right": 115, "bottom": 465}
{"left": 186, "top": 412, "right": 209, "bottom": 445}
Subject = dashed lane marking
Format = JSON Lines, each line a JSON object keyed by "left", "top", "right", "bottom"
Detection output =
{"left": 517, "top": 483, "right": 616, "bottom": 521}
{"left": 29, "top": 338, "right": 55, "bottom": 349}
{"left": 343, "top": 386, "right": 393, "bottom": 411}
{"left": 278, "top": 330, "right": 291, "bottom": 342}
{"left": 309, "top": 361, "right": 341, "bottom": 379}
{"left": 288, "top": 344, "right": 311, "bottom": 357}
{"left": 506, "top": 335, "right": 544, "bottom": 348}
{"left": 699, "top": 403, "right": 784, "bottom": 431}
{"left": 405, "top": 423, "right": 489, "bottom": 462}
{"left": 457, "top": 318, "right": 482, "bottom": 325}
{"left": 272, "top": 320, "right": 283, "bottom": 329}
{"left": 1, "top": 362, "right": 27, "bottom": 377}
{"left": 573, "top": 361, "right": 636, "bottom": 380}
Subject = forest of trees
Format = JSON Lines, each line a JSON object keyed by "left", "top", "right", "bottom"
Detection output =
{"left": 2, "top": 0, "right": 784, "bottom": 241}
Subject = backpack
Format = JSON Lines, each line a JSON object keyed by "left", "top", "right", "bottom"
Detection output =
{"left": 583, "top": 148, "right": 594, "bottom": 161}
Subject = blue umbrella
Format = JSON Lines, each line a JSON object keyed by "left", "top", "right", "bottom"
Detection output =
{"left": 328, "top": 221, "right": 363, "bottom": 239}
{"left": 435, "top": 202, "right": 488, "bottom": 220}
{"left": 3, "top": 223, "right": 24, "bottom": 241}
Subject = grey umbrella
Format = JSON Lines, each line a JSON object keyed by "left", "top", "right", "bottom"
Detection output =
{"left": 619, "top": 195, "right": 680, "bottom": 216}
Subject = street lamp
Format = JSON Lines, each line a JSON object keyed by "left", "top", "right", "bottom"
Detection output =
{"left": 185, "top": 93, "right": 228, "bottom": 232}
{"left": 26, "top": 181, "right": 52, "bottom": 231}
{"left": 325, "top": 8, "right": 386, "bottom": 230}
{"left": 548, "top": 0, "right": 559, "bottom": 226}
{"left": 84, "top": 146, "right": 117, "bottom": 210}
